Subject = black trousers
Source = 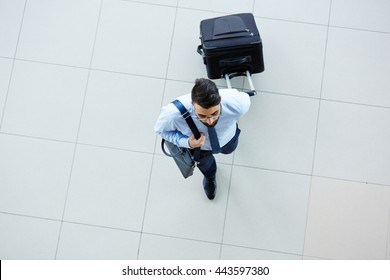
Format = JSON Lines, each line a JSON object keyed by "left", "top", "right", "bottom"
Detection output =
{"left": 195, "top": 126, "right": 241, "bottom": 179}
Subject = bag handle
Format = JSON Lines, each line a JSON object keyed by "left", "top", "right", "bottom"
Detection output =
{"left": 161, "top": 139, "right": 181, "bottom": 157}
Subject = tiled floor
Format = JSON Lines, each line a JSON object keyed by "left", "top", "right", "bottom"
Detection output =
{"left": 0, "top": 0, "right": 390, "bottom": 260}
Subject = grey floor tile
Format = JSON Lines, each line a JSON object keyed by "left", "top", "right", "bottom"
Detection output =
{"left": 248, "top": 18, "right": 328, "bottom": 98}
{"left": 254, "top": 0, "right": 331, "bottom": 25}
{"left": 221, "top": 245, "right": 302, "bottom": 260}
{"left": 0, "top": 0, "right": 25, "bottom": 57}
{"left": 63, "top": 144, "right": 152, "bottom": 231}
{"left": 92, "top": 0, "right": 176, "bottom": 78}
{"left": 322, "top": 27, "right": 390, "bottom": 107}
{"left": 56, "top": 222, "right": 140, "bottom": 260}
{"left": 78, "top": 70, "right": 164, "bottom": 153}
{"left": 304, "top": 177, "right": 390, "bottom": 259}
{"left": 0, "top": 58, "right": 13, "bottom": 123}
{"left": 139, "top": 233, "right": 220, "bottom": 259}
{"left": 0, "top": 213, "right": 61, "bottom": 260}
{"left": 223, "top": 166, "right": 311, "bottom": 255}
{"left": 143, "top": 155, "right": 231, "bottom": 243}
{"left": 1, "top": 60, "right": 88, "bottom": 142}
{"left": 234, "top": 93, "right": 319, "bottom": 174}
{"left": 16, "top": 0, "right": 101, "bottom": 67}
{"left": 313, "top": 101, "right": 390, "bottom": 185}
{"left": 0, "top": 134, "right": 74, "bottom": 220}
{"left": 179, "top": 0, "right": 254, "bottom": 14}
{"left": 330, "top": 0, "right": 390, "bottom": 33}
{"left": 128, "top": 0, "right": 178, "bottom": 6}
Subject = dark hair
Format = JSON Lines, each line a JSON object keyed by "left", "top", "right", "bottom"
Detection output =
{"left": 191, "top": 78, "right": 221, "bottom": 109}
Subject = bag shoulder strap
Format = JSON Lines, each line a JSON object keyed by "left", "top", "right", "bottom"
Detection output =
{"left": 172, "top": 99, "right": 201, "bottom": 162}
{"left": 172, "top": 99, "right": 201, "bottom": 140}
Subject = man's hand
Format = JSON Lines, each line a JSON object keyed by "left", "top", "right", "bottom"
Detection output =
{"left": 188, "top": 133, "right": 205, "bottom": 148}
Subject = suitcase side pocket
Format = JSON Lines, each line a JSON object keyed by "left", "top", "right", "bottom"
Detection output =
{"left": 212, "top": 15, "right": 253, "bottom": 40}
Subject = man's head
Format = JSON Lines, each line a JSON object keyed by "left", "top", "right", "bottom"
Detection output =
{"left": 191, "top": 78, "right": 220, "bottom": 108}
{"left": 191, "top": 78, "right": 221, "bottom": 126}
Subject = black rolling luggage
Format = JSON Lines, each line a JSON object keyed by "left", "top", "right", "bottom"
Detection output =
{"left": 197, "top": 13, "right": 264, "bottom": 80}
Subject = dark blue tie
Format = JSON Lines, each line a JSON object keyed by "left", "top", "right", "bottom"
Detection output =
{"left": 208, "top": 126, "right": 221, "bottom": 154}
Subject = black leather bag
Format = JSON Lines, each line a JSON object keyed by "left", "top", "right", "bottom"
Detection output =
{"left": 161, "top": 139, "right": 195, "bottom": 178}
{"left": 160, "top": 100, "right": 201, "bottom": 179}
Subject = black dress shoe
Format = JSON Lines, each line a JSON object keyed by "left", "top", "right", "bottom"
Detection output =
{"left": 203, "top": 177, "right": 217, "bottom": 200}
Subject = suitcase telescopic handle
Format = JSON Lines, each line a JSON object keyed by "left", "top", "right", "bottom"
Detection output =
{"left": 224, "top": 70, "right": 257, "bottom": 96}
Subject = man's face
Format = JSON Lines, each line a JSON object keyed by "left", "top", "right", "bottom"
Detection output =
{"left": 193, "top": 103, "right": 221, "bottom": 127}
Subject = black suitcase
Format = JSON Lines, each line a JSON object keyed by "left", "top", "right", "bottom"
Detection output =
{"left": 197, "top": 13, "right": 264, "bottom": 80}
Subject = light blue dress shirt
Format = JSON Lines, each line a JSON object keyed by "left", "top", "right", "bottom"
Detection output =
{"left": 155, "top": 89, "right": 251, "bottom": 150}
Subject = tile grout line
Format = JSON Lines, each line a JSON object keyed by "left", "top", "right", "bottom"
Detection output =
{"left": 0, "top": 211, "right": 63, "bottom": 224}
{"left": 0, "top": 211, "right": 138, "bottom": 235}
{"left": 217, "top": 162, "right": 235, "bottom": 259}
{"left": 0, "top": 131, "right": 156, "bottom": 156}
{"left": 136, "top": 3, "right": 180, "bottom": 260}
{"left": 4, "top": 57, "right": 390, "bottom": 111}
{"left": 228, "top": 161, "right": 390, "bottom": 187}
{"left": 53, "top": 0, "right": 105, "bottom": 260}
{"left": 2, "top": 131, "right": 389, "bottom": 187}
{"left": 0, "top": 209, "right": 309, "bottom": 259}
{"left": 329, "top": 24, "right": 390, "bottom": 35}
{"left": 0, "top": 0, "right": 27, "bottom": 131}
{"left": 301, "top": 0, "right": 333, "bottom": 258}
{"left": 120, "top": 0, "right": 177, "bottom": 9}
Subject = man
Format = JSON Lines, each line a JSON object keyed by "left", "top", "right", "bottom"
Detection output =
{"left": 155, "top": 78, "right": 250, "bottom": 200}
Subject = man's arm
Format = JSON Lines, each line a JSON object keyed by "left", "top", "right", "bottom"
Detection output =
{"left": 154, "top": 105, "right": 191, "bottom": 148}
